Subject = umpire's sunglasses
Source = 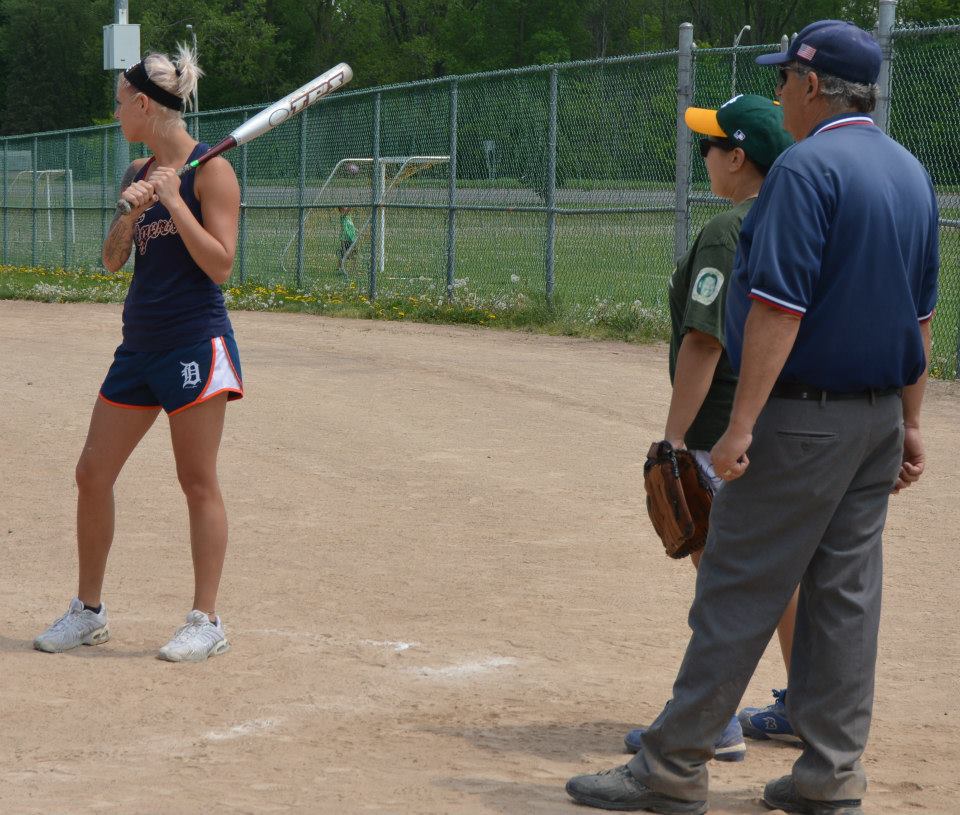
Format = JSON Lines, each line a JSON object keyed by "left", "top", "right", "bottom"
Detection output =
{"left": 777, "top": 64, "right": 811, "bottom": 91}
{"left": 698, "top": 136, "right": 739, "bottom": 158}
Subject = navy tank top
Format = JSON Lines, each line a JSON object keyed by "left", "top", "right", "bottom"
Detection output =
{"left": 120, "top": 143, "right": 233, "bottom": 352}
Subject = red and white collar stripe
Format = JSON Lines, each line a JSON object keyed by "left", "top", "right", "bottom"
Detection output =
{"left": 813, "top": 116, "right": 875, "bottom": 136}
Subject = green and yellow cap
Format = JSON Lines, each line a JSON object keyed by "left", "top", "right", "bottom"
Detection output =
{"left": 684, "top": 94, "right": 793, "bottom": 170}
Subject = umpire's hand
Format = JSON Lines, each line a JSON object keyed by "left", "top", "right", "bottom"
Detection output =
{"left": 893, "top": 425, "right": 924, "bottom": 494}
{"left": 711, "top": 425, "right": 752, "bottom": 482}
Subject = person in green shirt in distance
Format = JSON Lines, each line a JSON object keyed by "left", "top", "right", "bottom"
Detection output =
{"left": 337, "top": 206, "right": 357, "bottom": 275}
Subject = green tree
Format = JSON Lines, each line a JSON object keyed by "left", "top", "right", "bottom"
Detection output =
{"left": 0, "top": 0, "right": 113, "bottom": 134}
{"left": 660, "top": 0, "right": 960, "bottom": 49}
{"left": 0, "top": 0, "right": 293, "bottom": 132}
{"left": 264, "top": 0, "right": 350, "bottom": 89}
{"left": 2, "top": 0, "right": 960, "bottom": 136}
{"left": 136, "top": 0, "right": 288, "bottom": 109}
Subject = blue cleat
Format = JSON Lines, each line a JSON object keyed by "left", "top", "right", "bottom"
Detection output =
{"left": 624, "top": 715, "right": 746, "bottom": 762}
{"left": 738, "top": 688, "right": 802, "bottom": 745}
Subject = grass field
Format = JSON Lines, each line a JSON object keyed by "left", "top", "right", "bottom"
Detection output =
{"left": 0, "top": 196, "right": 675, "bottom": 302}
{"left": 1, "top": 188, "right": 957, "bottom": 377}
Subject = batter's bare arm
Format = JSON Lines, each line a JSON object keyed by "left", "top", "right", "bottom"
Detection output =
{"left": 102, "top": 162, "right": 146, "bottom": 272}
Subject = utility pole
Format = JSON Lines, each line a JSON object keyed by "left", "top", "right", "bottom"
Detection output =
{"left": 104, "top": 0, "right": 139, "bottom": 184}
{"left": 115, "top": 1, "right": 131, "bottom": 181}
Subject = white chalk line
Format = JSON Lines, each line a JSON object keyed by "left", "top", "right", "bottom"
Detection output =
{"left": 204, "top": 718, "right": 281, "bottom": 741}
{"left": 242, "top": 629, "right": 418, "bottom": 653}
{"left": 242, "top": 627, "right": 331, "bottom": 644}
{"left": 410, "top": 656, "right": 518, "bottom": 679}
{"left": 359, "top": 639, "right": 419, "bottom": 652}
{"left": 236, "top": 629, "right": 522, "bottom": 681}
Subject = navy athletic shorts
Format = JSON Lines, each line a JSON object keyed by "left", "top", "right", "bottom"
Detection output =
{"left": 100, "top": 334, "right": 243, "bottom": 416}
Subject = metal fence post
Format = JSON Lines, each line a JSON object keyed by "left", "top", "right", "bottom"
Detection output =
{"left": 545, "top": 68, "right": 558, "bottom": 302}
{"left": 446, "top": 80, "right": 458, "bottom": 300}
{"left": 295, "top": 110, "right": 308, "bottom": 289}
{"left": 2, "top": 141, "right": 7, "bottom": 265}
{"left": 115, "top": 123, "right": 130, "bottom": 191}
{"left": 674, "top": 23, "right": 695, "bottom": 262}
{"left": 31, "top": 136, "right": 38, "bottom": 266}
{"left": 370, "top": 93, "right": 381, "bottom": 301}
{"left": 238, "top": 111, "right": 249, "bottom": 284}
{"left": 101, "top": 130, "right": 109, "bottom": 249}
{"left": 63, "top": 133, "right": 71, "bottom": 269}
{"left": 875, "top": 0, "right": 898, "bottom": 134}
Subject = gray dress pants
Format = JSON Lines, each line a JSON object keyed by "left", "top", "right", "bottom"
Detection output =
{"left": 628, "top": 392, "right": 903, "bottom": 803}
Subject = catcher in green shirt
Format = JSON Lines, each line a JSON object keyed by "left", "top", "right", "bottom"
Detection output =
{"left": 666, "top": 93, "right": 792, "bottom": 559}
{"left": 625, "top": 94, "right": 799, "bottom": 756}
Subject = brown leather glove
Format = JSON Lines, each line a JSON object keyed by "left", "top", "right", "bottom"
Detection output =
{"left": 643, "top": 441, "right": 714, "bottom": 559}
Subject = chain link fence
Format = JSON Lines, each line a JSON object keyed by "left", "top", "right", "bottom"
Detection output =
{"left": 1, "top": 6, "right": 957, "bottom": 376}
{"left": 686, "top": 40, "right": 786, "bottom": 250}
{"left": 887, "top": 21, "right": 960, "bottom": 378}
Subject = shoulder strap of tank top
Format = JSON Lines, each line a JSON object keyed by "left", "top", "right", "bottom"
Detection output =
{"left": 133, "top": 156, "right": 155, "bottom": 182}
{"left": 180, "top": 143, "right": 210, "bottom": 200}
{"left": 133, "top": 142, "right": 208, "bottom": 183}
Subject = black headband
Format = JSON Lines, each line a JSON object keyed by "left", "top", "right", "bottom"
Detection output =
{"left": 123, "top": 61, "right": 185, "bottom": 112}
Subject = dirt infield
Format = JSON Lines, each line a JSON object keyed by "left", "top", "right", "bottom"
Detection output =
{"left": 1, "top": 300, "right": 957, "bottom": 815}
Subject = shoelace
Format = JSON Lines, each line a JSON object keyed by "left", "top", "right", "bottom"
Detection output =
{"left": 47, "top": 608, "right": 88, "bottom": 636}
{"left": 170, "top": 621, "right": 220, "bottom": 647}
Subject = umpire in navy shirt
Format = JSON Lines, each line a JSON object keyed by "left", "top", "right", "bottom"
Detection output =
{"left": 566, "top": 20, "right": 938, "bottom": 815}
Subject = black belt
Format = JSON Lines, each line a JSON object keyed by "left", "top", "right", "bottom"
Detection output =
{"left": 771, "top": 382, "right": 902, "bottom": 401}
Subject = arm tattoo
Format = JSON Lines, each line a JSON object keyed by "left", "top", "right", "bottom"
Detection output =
{"left": 102, "top": 163, "right": 141, "bottom": 271}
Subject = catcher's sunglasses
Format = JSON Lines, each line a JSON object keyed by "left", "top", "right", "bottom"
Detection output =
{"left": 698, "top": 137, "right": 739, "bottom": 158}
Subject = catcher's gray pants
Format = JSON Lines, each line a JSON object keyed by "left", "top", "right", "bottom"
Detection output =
{"left": 628, "top": 392, "right": 903, "bottom": 803}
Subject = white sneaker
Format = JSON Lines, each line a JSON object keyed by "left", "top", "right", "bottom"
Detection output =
{"left": 158, "top": 610, "right": 230, "bottom": 662}
{"left": 34, "top": 598, "right": 110, "bottom": 653}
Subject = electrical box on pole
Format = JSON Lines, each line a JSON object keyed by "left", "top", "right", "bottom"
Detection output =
{"left": 103, "top": 24, "right": 140, "bottom": 70}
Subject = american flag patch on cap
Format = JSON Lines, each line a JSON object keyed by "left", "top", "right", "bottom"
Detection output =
{"left": 797, "top": 43, "right": 817, "bottom": 60}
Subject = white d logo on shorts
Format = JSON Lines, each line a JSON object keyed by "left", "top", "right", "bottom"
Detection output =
{"left": 180, "top": 361, "right": 201, "bottom": 389}
{"left": 691, "top": 267, "right": 724, "bottom": 306}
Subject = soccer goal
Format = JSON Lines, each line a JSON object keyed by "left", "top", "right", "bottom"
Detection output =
{"left": 279, "top": 155, "right": 450, "bottom": 280}
{"left": 8, "top": 169, "right": 77, "bottom": 243}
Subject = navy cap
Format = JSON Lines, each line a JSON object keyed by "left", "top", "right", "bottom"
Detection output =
{"left": 756, "top": 20, "right": 882, "bottom": 85}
